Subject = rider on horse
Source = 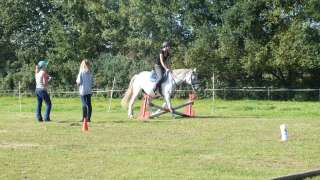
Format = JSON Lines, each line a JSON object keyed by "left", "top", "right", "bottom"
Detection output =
{"left": 154, "top": 41, "right": 171, "bottom": 94}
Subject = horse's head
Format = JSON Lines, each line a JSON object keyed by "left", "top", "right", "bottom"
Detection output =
{"left": 186, "top": 68, "right": 200, "bottom": 91}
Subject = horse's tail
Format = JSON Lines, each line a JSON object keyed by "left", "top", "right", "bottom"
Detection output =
{"left": 121, "top": 75, "right": 137, "bottom": 108}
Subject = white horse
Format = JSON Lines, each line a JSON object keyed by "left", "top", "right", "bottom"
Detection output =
{"left": 121, "top": 68, "right": 200, "bottom": 118}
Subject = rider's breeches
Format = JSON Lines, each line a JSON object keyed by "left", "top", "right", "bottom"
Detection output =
{"left": 154, "top": 64, "right": 164, "bottom": 85}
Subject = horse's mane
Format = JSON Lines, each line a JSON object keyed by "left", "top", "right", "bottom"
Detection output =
{"left": 172, "top": 69, "right": 192, "bottom": 78}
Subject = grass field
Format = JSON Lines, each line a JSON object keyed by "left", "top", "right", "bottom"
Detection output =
{"left": 1, "top": 96, "right": 320, "bottom": 179}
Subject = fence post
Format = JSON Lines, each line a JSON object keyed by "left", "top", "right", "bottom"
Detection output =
{"left": 108, "top": 77, "right": 116, "bottom": 112}
{"left": 267, "top": 87, "right": 270, "bottom": 100}
{"left": 318, "top": 89, "right": 320, "bottom": 101}
{"left": 211, "top": 73, "right": 215, "bottom": 113}
{"left": 19, "top": 81, "right": 22, "bottom": 113}
{"left": 244, "top": 88, "right": 247, "bottom": 99}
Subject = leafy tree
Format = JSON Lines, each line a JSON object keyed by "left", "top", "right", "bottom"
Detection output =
{"left": 0, "top": 0, "right": 319, "bottom": 98}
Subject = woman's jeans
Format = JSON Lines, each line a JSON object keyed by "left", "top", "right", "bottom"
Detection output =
{"left": 81, "top": 94, "right": 92, "bottom": 121}
{"left": 35, "top": 88, "right": 52, "bottom": 121}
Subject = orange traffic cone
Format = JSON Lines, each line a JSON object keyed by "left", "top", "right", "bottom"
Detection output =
{"left": 138, "top": 94, "right": 151, "bottom": 120}
{"left": 82, "top": 118, "right": 89, "bottom": 131}
{"left": 184, "top": 92, "right": 195, "bottom": 117}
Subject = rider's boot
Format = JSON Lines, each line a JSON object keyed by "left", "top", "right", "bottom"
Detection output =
{"left": 153, "top": 86, "right": 157, "bottom": 94}
{"left": 153, "top": 84, "right": 161, "bottom": 98}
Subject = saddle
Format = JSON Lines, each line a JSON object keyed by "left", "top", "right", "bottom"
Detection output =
{"left": 150, "top": 70, "right": 169, "bottom": 95}
{"left": 150, "top": 70, "right": 168, "bottom": 83}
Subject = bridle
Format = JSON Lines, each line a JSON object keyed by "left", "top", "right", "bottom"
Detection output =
{"left": 167, "top": 70, "right": 198, "bottom": 90}
{"left": 190, "top": 71, "right": 199, "bottom": 91}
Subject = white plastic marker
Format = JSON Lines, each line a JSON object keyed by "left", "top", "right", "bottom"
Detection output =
{"left": 280, "top": 124, "right": 288, "bottom": 141}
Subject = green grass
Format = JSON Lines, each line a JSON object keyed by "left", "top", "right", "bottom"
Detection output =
{"left": 1, "top": 96, "right": 320, "bottom": 179}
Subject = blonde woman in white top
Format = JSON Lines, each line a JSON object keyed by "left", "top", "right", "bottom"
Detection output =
{"left": 35, "top": 60, "right": 52, "bottom": 122}
{"left": 76, "top": 59, "right": 93, "bottom": 122}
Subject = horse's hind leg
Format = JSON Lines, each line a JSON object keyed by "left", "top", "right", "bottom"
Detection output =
{"left": 128, "top": 88, "right": 140, "bottom": 119}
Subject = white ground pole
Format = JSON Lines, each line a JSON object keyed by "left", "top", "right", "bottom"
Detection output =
{"left": 108, "top": 77, "right": 116, "bottom": 112}
{"left": 211, "top": 72, "right": 215, "bottom": 113}
{"left": 19, "top": 81, "right": 22, "bottom": 113}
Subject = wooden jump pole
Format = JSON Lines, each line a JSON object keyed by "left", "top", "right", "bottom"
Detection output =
{"left": 149, "top": 101, "right": 194, "bottom": 118}
{"left": 139, "top": 91, "right": 195, "bottom": 119}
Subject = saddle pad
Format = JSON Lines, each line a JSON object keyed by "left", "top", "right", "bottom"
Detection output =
{"left": 150, "top": 70, "right": 157, "bottom": 82}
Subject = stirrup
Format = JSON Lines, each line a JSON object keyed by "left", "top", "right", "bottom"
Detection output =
{"left": 153, "top": 86, "right": 159, "bottom": 94}
{"left": 152, "top": 94, "right": 161, "bottom": 98}
{"left": 152, "top": 89, "right": 161, "bottom": 98}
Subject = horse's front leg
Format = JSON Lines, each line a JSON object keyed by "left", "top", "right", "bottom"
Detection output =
{"left": 128, "top": 103, "right": 133, "bottom": 119}
{"left": 163, "top": 93, "right": 173, "bottom": 113}
{"left": 128, "top": 89, "right": 140, "bottom": 119}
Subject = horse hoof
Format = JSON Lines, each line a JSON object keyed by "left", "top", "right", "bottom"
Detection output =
{"left": 129, "top": 115, "right": 134, "bottom": 119}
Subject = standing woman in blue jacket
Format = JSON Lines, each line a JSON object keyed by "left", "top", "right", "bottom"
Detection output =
{"left": 76, "top": 59, "right": 93, "bottom": 122}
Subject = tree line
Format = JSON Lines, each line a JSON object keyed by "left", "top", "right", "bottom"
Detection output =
{"left": 0, "top": 0, "right": 319, "bottom": 94}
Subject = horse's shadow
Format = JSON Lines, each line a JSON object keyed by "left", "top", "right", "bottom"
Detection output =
{"left": 96, "top": 119, "right": 174, "bottom": 124}
{"left": 168, "top": 115, "right": 260, "bottom": 119}
{"left": 192, "top": 115, "right": 260, "bottom": 119}
{"left": 94, "top": 115, "right": 260, "bottom": 124}
{"left": 54, "top": 114, "right": 260, "bottom": 126}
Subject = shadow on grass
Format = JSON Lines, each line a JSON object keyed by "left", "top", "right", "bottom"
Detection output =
{"left": 95, "top": 120, "right": 141, "bottom": 124}
{"left": 192, "top": 115, "right": 260, "bottom": 119}
{"left": 54, "top": 120, "right": 71, "bottom": 124}
{"left": 69, "top": 122, "right": 81, "bottom": 126}
{"left": 51, "top": 114, "right": 260, "bottom": 125}
{"left": 51, "top": 120, "right": 82, "bottom": 126}
{"left": 94, "top": 114, "right": 261, "bottom": 123}
{"left": 105, "top": 115, "right": 260, "bottom": 122}
{"left": 52, "top": 115, "right": 261, "bottom": 126}
{"left": 96, "top": 119, "right": 174, "bottom": 124}
{"left": 47, "top": 120, "right": 83, "bottom": 126}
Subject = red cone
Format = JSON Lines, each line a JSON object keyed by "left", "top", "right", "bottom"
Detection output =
{"left": 82, "top": 118, "right": 89, "bottom": 131}
{"left": 184, "top": 92, "right": 195, "bottom": 117}
{"left": 138, "top": 94, "right": 151, "bottom": 120}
